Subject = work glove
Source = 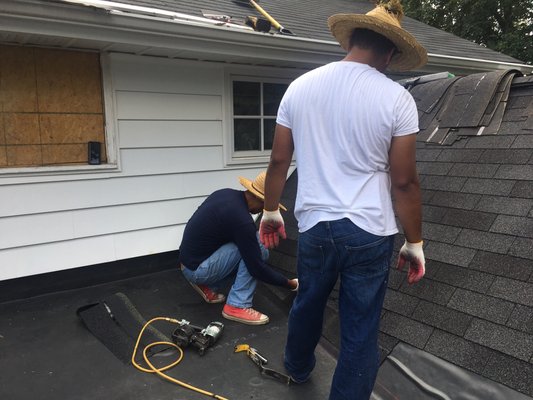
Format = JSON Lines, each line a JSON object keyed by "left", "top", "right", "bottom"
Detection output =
{"left": 259, "top": 209, "right": 286, "bottom": 249}
{"left": 396, "top": 240, "right": 425, "bottom": 284}
{"left": 289, "top": 278, "right": 299, "bottom": 292}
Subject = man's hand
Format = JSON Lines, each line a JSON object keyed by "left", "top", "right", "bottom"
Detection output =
{"left": 259, "top": 209, "right": 286, "bottom": 249}
{"left": 396, "top": 240, "right": 425, "bottom": 284}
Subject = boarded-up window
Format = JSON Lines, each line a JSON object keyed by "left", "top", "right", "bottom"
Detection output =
{"left": 0, "top": 45, "right": 106, "bottom": 168}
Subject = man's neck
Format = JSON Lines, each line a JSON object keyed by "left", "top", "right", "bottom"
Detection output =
{"left": 343, "top": 47, "right": 389, "bottom": 72}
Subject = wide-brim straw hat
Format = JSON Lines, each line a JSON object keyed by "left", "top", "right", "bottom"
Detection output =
{"left": 328, "top": 0, "right": 427, "bottom": 71}
{"left": 239, "top": 171, "right": 287, "bottom": 211}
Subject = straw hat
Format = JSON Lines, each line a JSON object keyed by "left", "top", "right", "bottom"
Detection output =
{"left": 239, "top": 171, "right": 287, "bottom": 211}
{"left": 328, "top": 0, "right": 427, "bottom": 71}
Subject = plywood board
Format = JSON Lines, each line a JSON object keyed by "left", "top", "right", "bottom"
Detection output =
{"left": 4, "top": 113, "right": 40, "bottom": 145}
{"left": 6, "top": 144, "right": 42, "bottom": 166}
{"left": 40, "top": 114, "right": 105, "bottom": 144}
{"left": 0, "top": 46, "right": 38, "bottom": 112}
{"left": 34, "top": 48, "right": 102, "bottom": 113}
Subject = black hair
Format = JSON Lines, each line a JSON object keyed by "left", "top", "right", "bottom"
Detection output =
{"left": 349, "top": 28, "right": 398, "bottom": 55}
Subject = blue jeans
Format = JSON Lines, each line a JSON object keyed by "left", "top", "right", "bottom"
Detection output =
{"left": 284, "top": 218, "right": 393, "bottom": 400}
{"left": 181, "top": 233, "right": 269, "bottom": 308}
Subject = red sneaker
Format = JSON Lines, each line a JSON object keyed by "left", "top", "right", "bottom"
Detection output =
{"left": 222, "top": 304, "right": 269, "bottom": 325}
{"left": 189, "top": 282, "right": 226, "bottom": 304}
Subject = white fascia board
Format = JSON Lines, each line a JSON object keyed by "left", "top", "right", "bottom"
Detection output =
{"left": 1, "top": 0, "right": 344, "bottom": 68}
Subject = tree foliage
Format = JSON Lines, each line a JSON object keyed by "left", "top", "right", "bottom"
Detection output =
{"left": 402, "top": 0, "right": 533, "bottom": 64}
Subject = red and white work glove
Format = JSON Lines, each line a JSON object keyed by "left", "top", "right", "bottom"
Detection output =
{"left": 259, "top": 209, "right": 286, "bottom": 249}
{"left": 396, "top": 240, "right": 425, "bottom": 284}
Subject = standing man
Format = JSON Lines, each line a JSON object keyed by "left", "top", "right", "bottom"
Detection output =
{"left": 179, "top": 171, "right": 298, "bottom": 325}
{"left": 260, "top": 1, "right": 426, "bottom": 398}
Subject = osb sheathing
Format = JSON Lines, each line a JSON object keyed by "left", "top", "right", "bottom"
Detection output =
{"left": 0, "top": 45, "right": 106, "bottom": 168}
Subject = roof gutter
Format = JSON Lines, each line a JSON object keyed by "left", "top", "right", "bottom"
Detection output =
{"left": 2, "top": 0, "right": 532, "bottom": 75}
{"left": 427, "top": 53, "right": 533, "bottom": 76}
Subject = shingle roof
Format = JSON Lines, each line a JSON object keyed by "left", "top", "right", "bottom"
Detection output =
{"left": 265, "top": 74, "right": 533, "bottom": 397}
{"left": 101, "top": 0, "right": 522, "bottom": 64}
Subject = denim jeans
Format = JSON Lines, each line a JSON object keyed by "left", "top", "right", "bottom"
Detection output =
{"left": 284, "top": 218, "right": 394, "bottom": 400}
{"left": 181, "top": 233, "right": 269, "bottom": 308}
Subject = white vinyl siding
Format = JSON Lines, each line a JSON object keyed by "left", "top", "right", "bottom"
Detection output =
{"left": 0, "top": 53, "right": 297, "bottom": 281}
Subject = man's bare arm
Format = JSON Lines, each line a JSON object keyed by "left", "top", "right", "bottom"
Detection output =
{"left": 389, "top": 133, "right": 422, "bottom": 242}
{"left": 264, "top": 124, "right": 294, "bottom": 211}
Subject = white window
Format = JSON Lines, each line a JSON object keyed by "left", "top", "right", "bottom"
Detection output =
{"left": 225, "top": 72, "right": 291, "bottom": 164}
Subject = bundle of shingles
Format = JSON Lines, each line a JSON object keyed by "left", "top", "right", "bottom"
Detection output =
{"left": 408, "top": 69, "right": 522, "bottom": 145}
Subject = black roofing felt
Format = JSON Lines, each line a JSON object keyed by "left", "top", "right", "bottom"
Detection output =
{"left": 102, "top": 0, "right": 522, "bottom": 64}
{"left": 264, "top": 74, "right": 533, "bottom": 397}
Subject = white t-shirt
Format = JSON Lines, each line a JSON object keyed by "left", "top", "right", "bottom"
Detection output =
{"left": 277, "top": 61, "right": 419, "bottom": 235}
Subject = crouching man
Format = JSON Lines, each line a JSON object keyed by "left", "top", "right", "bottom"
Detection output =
{"left": 178, "top": 171, "right": 298, "bottom": 325}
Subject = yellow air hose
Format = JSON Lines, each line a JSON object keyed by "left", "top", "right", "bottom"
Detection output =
{"left": 131, "top": 317, "right": 229, "bottom": 400}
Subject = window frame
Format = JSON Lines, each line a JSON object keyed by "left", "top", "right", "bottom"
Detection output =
{"left": 224, "top": 67, "right": 299, "bottom": 166}
{"left": 0, "top": 51, "right": 119, "bottom": 178}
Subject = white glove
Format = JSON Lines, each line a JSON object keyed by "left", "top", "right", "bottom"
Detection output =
{"left": 259, "top": 209, "right": 286, "bottom": 249}
{"left": 397, "top": 240, "right": 425, "bottom": 284}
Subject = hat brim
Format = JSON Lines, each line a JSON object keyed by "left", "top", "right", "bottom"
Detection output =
{"left": 239, "top": 177, "right": 287, "bottom": 212}
{"left": 328, "top": 14, "right": 428, "bottom": 72}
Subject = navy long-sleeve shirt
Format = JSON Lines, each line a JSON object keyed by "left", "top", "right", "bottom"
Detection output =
{"left": 178, "top": 189, "right": 290, "bottom": 288}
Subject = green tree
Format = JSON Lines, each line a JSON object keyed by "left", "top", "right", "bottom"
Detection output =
{"left": 402, "top": 0, "right": 533, "bottom": 64}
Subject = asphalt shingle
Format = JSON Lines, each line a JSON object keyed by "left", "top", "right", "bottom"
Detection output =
{"left": 455, "top": 228, "right": 515, "bottom": 254}
{"left": 495, "top": 164, "right": 533, "bottom": 180}
{"left": 421, "top": 221, "right": 461, "bottom": 244}
{"left": 475, "top": 195, "right": 533, "bottom": 216}
{"left": 424, "top": 241, "right": 476, "bottom": 267}
{"left": 436, "top": 148, "right": 484, "bottom": 163}
{"left": 469, "top": 251, "right": 533, "bottom": 282}
{"left": 433, "top": 263, "right": 494, "bottom": 294}
{"left": 460, "top": 177, "right": 516, "bottom": 196}
{"left": 507, "top": 304, "right": 533, "bottom": 335}
{"left": 383, "top": 290, "right": 419, "bottom": 317}
{"left": 448, "top": 163, "right": 499, "bottom": 178}
{"left": 447, "top": 288, "right": 515, "bottom": 324}
{"left": 422, "top": 205, "right": 447, "bottom": 223}
{"left": 479, "top": 149, "right": 532, "bottom": 164}
{"left": 440, "top": 208, "right": 496, "bottom": 231}
{"left": 420, "top": 176, "right": 466, "bottom": 192}
{"left": 464, "top": 135, "right": 515, "bottom": 149}
{"left": 488, "top": 277, "right": 533, "bottom": 307}
{"left": 399, "top": 277, "right": 456, "bottom": 306}
{"left": 426, "top": 191, "right": 481, "bottom": 210}
{"left": 511, "top": 181, "right": 533, "bottom": 198}
{"left": 380, "top": 312, "right": 433, "bottom": 349}
{"left": 483, "top": 352, "right": 533, "bottom": 396}
{"left": 424, "top": 329, "right": 492, "bottom": 373}
{"left": 490, "top": 215, "right": 533, "bottom": 238}
{"left": 412, "top": 300, "right": 473, "bottom": 336}
{"left": 509, "top": 237, "right": 533, "bottom": 260}
{"left": 465, "top": 318, "right": 533, "bottom": 361}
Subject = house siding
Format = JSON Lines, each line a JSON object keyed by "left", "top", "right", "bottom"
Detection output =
{"left": 0, "top": 53, "right": 296, "bottom": 281}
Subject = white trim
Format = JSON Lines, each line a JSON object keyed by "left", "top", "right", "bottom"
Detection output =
{"left": 0, "top": 48, "right": 121, "bottom": 179}
{"left": 223, "top": 65, "right": 303, "bottom": 166}
{"left": 100, "top": 52, "right": 120, "bottom": 167}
